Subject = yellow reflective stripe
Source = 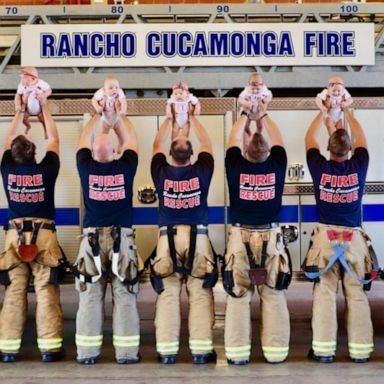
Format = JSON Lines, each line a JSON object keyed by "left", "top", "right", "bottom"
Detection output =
{"left": 157, "top": 341, "right": 179, "bottom": 353}
{"left": 226, "top": 352, "right": 250, "bottom": 358}
{"left": 113, "top": 335, "right": 140, "bottom": 347}
{"left": 76, "top": 334, "right": 103, "bottom": 347}
{"left": 349, "top": 350, "right": 373, "bottom": 355}
{"left": 189, "top": 339, "right": 212, "bottom": 345}
{"left": 0, "top": 345, "right": 19, "bottom": 351}
{"left": 37, "top": 338, "right": 63, "bottom": 343}
{"left": 225, "top": 345, "right": 251, "bottom": 358}
{"left": 262, "top": 346, "right": 289, "bottom": 352}
{"left": 37, "top": 338, "right": 63, "bottom": 349}
{"left": 312, "top": 340, "right": 336, "bottom": 353}
{"left": 157, "top": 341, "right": 179, "bottom": 346}
{"left": 350, "top": 348, "right": 374, "bottom": 352}
{"left": 190, "top": 346, "right": 212, "bottom": 351}
{"left": 348, "top": 343, "right": 374, "bottom": 348}
{"left": 225, "top": 345, "right": 251, "bottom": 352}
{"left": 157, "top": 345, "right": 179, "bottom": 349}
{"left": 157, "top": 348, "right": 179, "bottom": 353}
{"left": 38, "top": 343, "right": 62, "bottom": 349}
{"left": 312, "top": 340, "right": 336, "bottom": 346}
{"left": 189, "top": 339, "right": 213, "bottom": 350}
{"left": 313, "top": 347, "right": 335, "bottom": 353}
{"left": 349, "top": 343, "right": 374, "bottom": 353}
{"left": 263, "top": 350, "right": 289, "bottom": 357}
{"left": 0, "top": 339, "right": 21, "bottom": 345}
{"left": 264, "top": 352, "right": 288, "bottom": 359}
{"left": 113, "top": 335, "right": 140, "bottom": 341}
{"left": 349, "top": 346, "right": 374, "bottom": 351}
{"left": 0, "top": 339, "right": 21, "bottom": 350}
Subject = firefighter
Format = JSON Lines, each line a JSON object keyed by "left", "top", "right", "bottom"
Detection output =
{"left": 74, "top": 113, "right": 141, "bottom": 364}
{"left": 223, "top": 102, "right": 291, "bottom": 365}
{"left": 0, "top": 102, "right": 65, "bottom": 362}
{"left": 150, "top": 115, "right": 217, "bottom": 364}
{"left": 304, "top": 108, "right": 373, "bottom": 363}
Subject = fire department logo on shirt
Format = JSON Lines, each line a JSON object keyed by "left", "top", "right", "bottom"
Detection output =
{"left": 239, "top": 173, "right": 276, "bottom": 201}
{"left": 319, "top": 173, "right": 359, "bottom": 203}
{"left": 89, "top": 174, "right": 126, "bottom": 201}
{"left": 163, "top": 177, "right": 201, "bottom": 209}
{"left": 7, "top": 174, "right": 45, "bottom": 203}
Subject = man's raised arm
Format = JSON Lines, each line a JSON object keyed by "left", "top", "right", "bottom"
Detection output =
{"left": 153, "top": 118, "right": 172, "bottom": 156}
{"left": 4, "top": 112, "right": 24, "bottom": 151}
{"left": 344, "top": 108, "right": 367, "bottom": 151}
{"left": 227, "top": 114, "right": 249, "bottom": 150}
{"left": 116, "top": 115, "right": 138, "bottom": 154}
{"left": 258, "top": 101, "right": 284, "bottom": 148}
{"left": 42, "top": 102, "right": 60, "bottom": 155}
{"left": 189, "top": 115, "right": 212, "bottom": 155}
{"left": 77, "top": 113, "right": 101, "bottom": 151}
{"left": 305, "top": 112, "right": 324, "bottom": 151}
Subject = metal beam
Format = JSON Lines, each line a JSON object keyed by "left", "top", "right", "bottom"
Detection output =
{"left": 0, "top": 71, "right": 381, "bottom": 92}
{"left": 0, "top": 4, "right": 382, "bottom": 17}
{"left": 0, "top": 14, "right": 35, "bottom": 74}
{"left": 40, "top": 15, "right": 51, "bottom": 24}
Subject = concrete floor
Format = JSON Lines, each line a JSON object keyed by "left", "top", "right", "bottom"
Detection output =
{"left": 1, "top": 281, "right": 384, "bottom": 384}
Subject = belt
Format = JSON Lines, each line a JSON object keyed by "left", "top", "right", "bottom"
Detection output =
{"left": 317, "top": 223, "right": 363, "bottom": 233}
{"left": 6, "top": 220, "right": 56, "bottom": 232}
{"left": 159, "top": 225, "right": 208, "bottom": 236}
{"left": 83, "top": 226, "right": 133, "bottom": 235}
{"left": 233, "top": 222, "right": 279, "bottom": 230}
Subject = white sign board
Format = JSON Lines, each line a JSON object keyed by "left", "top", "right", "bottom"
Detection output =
{"left": 21, "top": 23, "right": 375, "bottom": 67}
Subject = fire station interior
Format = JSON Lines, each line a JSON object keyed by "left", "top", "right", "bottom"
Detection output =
{"left": 1, "top": 1, "right": 384, "bottom": 383}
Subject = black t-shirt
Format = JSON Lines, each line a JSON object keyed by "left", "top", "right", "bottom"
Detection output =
{"left": 1, "top": 150, "right": 60, "bottom": 220}
{"left": 151, "top": 152, "right": 214, "bottom": 227}
{"left": 77, "top": 148, "right": 138, "bottom": 227}
{"left": 225, "top": 146, "right": 287, "bottom": 225}
{"left": 307, "top": 147, "right": 369, "bottom": 227}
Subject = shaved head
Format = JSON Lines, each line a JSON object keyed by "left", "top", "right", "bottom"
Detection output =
{"left": 92, "top": 134, "right": 114, "bottom": 162}
{"left": 170, "top": 137, "right": 193, "bottom": 166}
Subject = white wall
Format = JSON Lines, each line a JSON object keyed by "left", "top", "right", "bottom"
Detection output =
{"left": 0, "top": 107, "right": 383, "bottom": 269}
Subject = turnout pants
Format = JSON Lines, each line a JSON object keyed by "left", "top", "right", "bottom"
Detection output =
{"left": 152, "top": 225, "right": 215, "bottom": 356}
{"left": 224, "top": 226, "right": 290, "bottom": 363}
{"left": 306, "top": 223, "right": 373, "bottom": 359}
{"left": 0, "top": 221, "right": 63, "bottom": 354}
{"left": 75, "top": 227, "right": 140, "bottom": 361}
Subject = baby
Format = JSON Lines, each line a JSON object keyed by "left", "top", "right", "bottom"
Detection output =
{"left": 15, "top": 67, "right": 52, "bottom": 139}
{"left": 92, "top": 76, "right": 127, "bottom": 152}
{"left": 316, "top": 76, "right": 353, "bottom": 135}
{"left": 238, "top": 73, "right": 272, "bottom": 133}
{"left": 166, "top": 82, "right": 200, "bottom": 140}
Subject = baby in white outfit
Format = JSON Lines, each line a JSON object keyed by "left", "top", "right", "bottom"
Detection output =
{"left": 238, "top": 73, "right": 272, "bottom": 133}
{"left": 316, "top": 76, "right": 353, "bottom": 135}
{"left": 15, "top": 67, "right": 52, "bottom": 139}
{"left": 92, "top": 76, "right": 127, "bottom": 152}
{"left": 166, "top": 82, "right": 200, "bottom": 140}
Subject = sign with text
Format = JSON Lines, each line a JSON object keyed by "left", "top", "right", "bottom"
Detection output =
{"left": 21, "top": 23, "right": 375, "bottom": 67}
